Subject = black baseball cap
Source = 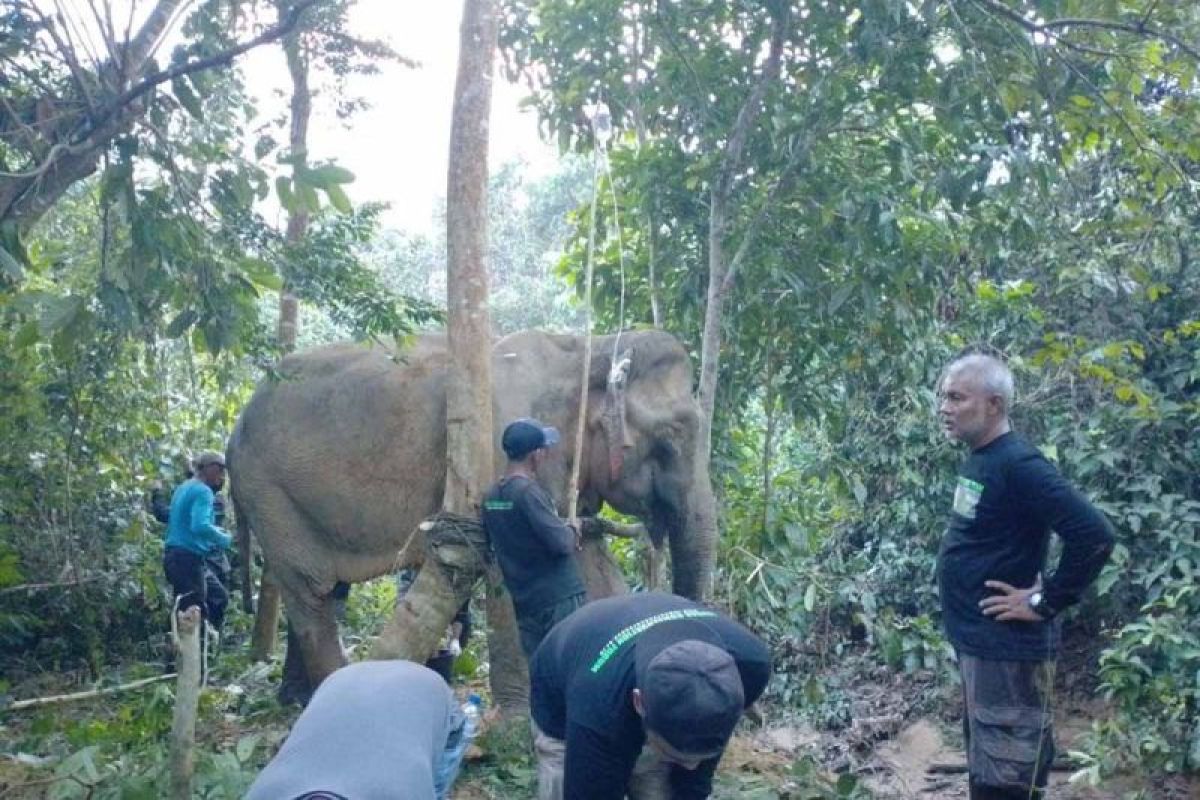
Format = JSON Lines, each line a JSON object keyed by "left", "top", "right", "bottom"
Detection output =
{"left": 501, "top": 418, "right": 561, "bottom": 460}
{"left": 635, "top": 627, "right": 745, "bottom": 757}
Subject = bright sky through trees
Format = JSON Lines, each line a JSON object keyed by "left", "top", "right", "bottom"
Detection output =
{"left": 241, "top": 0, "right": 556, "bottom": 232}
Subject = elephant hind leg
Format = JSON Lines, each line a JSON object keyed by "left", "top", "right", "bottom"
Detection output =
{"left": 277, "top": 577, "right": 346, "bottom": 695}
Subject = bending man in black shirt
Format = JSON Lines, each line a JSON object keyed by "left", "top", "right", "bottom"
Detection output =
{"left": 483, "top": 418, "right": 587, "bottom": 658}
{"left": 529, "top": 592, "right": 772, "bottom": 800}
{"left": 936, "top": 353, "right": 1114, "bottom": 800}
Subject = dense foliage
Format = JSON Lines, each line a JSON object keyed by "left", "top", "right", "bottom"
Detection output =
{"left": 2, "top": 0, "right": 1199, "bottom": 794}
{"left": 502, "top": 0, "right": 1200, "bottom": 778}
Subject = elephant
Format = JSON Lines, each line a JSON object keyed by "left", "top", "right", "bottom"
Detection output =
{"left": 226, "top": 329, "right": 718, "bottom": 707}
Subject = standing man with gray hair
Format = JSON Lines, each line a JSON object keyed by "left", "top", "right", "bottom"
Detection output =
{"left": 936, "top": 353, "right": 1115, "bottom": 799}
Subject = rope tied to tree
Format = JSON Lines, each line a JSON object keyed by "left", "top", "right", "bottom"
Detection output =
{"left": 387, "top": 511, "right": 491, "bottom": 598}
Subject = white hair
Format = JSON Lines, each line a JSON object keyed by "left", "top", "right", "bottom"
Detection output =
{"left": 946, "top": 353, "right": 1015, "bottom": 411}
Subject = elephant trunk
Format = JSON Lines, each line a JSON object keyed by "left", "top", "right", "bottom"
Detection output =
{"left": 669, "top": 460, "right": 718, "bottom": 601}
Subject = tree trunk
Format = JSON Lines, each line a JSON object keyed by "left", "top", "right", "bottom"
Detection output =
{"left": 761, "top": 333, "right": 776, "bottom": 535}
{"left": 277, "top": 20, "right": 310, "bottom": 355}
{"left": 371, "top": 0, "right": 500, "bottom": 687}
{"left": 442, "top": 0, "right": 497, "bottom": 515}
{"left": 693, "top": 7, "right": 787, "bottom": 467}
{"left": 249, "top": 570, "right": 283, "bottom": 661}
{"left": 446, "top": 0, "right": 504, "bottom": 708}
{"left": 169, "top": 607, "right": 201, "bottom": 800}
{"left": 248, "top": 11, "right": 311, "bottom": 660}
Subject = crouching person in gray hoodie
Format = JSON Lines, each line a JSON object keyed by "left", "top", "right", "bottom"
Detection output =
{"left": 247, "top": 660, "right": 469, "bottom": 800}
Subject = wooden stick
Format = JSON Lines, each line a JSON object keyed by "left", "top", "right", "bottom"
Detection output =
{"left": 169, "top": 606, "right": 201, "bottom": 800}
{"left": 4, "top": 673, "right": 176, "bottom": 711}
{"left": 926, "top": 759, "right": 1079, "bottom": 774}
{"left": 0, "top": 576, "right": 102, "bottom": 595}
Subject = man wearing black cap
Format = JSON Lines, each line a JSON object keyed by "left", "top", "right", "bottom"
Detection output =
{"left": 529, "top": 592, "right": 772, "bottom": 800}
{"left": 483, "top": 418, "right": 587, "bottom": 658}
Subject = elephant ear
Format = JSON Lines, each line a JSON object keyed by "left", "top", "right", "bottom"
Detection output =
{"left": 601, "top": 348, "right": 633, "bottom": 484}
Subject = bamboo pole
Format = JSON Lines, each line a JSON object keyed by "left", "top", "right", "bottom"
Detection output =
{"left": 169, "top": 606, "right": 202, "bottom": 800}
{"left": 4, "top": 673, "right": 175, "bottom": 712}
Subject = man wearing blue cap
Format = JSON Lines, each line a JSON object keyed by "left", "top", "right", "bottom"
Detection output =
{"left": 483, "top": 418, "right": 587, "bottom": 658}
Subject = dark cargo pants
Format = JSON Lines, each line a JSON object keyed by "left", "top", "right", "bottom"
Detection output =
{"left": 518, "top": 592, "right": 586, "bottom": 659}
{"left": 958, "top": 652, "right": 1056, "bottom": 800}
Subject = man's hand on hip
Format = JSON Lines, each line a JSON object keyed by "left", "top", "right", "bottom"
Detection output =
{"left": 979, "top": 577, "right": 1044, "bottom": 622}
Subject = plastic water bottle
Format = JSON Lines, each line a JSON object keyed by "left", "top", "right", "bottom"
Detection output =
{"left": 435, "top": 694, "right": 483, "bottom": 799}
{"left": 463, "top": 693, "right": 482, "bottom": 731}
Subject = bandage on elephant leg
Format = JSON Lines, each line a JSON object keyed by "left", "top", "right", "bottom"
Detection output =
{"left": 371, "top": 512, "right": 486, "bottom": 664}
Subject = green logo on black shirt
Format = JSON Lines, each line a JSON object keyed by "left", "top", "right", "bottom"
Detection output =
{"left": 952, "top": 476, "right": 983, "bottom": 519}
{"left": 588, "top": 608, "right": 719, "bottom": 673}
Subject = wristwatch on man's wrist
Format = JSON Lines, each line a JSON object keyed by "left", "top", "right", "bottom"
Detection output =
{"left": 1028, "top": 591, "right": 1055, "bottom": 619}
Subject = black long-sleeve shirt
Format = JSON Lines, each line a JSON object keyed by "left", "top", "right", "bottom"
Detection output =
{"left": 937, "top": 432, "right": 1115, "bottom": 661}
{"left": 530, "top": 593, "right": 772, "bottom": 800}
{"left": 483, "top": 475, "right": 585, "bottom": 617}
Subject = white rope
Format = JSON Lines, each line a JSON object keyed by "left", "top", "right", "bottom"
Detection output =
{"left": 566, "top": 117, "right": 603, "bottom": 521}
{"left": 567, "top": 101, "right": 633, "bottom": 521}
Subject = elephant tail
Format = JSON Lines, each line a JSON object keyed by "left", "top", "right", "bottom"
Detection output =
{"left": 231, "top": 486, "right": 256, "bottom": 615}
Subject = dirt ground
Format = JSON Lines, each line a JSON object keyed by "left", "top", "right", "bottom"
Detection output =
{"left": 719, "top": 698, "right": 1198, "bottom": 800}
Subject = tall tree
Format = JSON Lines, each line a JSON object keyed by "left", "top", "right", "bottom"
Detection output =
{"left": 370, "top": 0, "right": 507, "bottom": 699}
{"left": 247, "top": 0, "right": 415, "bottom": 659}
{"left": 248, "top": 0, "right": 315, "bottom": 660}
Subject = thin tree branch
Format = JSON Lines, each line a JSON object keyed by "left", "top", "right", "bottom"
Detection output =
{"left": 719, "top": 144, "right": 805, "bottom": 298}
{"left": 4, "top": 673, "right": 176, "bottom": 711}
{"left": 0, "top": 575, "right": 102, "bottom": 595}
{"left": 100, "top": 0, "right": 317, "bottom": 131}
{"left": 713, "top": 6, "right": 788, "bottom": 204}
{"left": 970, "top": 0, "right": 1200, "bottom": 62}
{"left": 124, "top": 0, "right": 190, "bottom": 75}
{"left": 1, "top": 1, "right": 315, "bottom": 182}
{"left": 30, "top": 5, "right": 99, "bottom": 114}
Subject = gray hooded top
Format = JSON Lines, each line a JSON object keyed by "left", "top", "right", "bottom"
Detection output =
{"left": 246, "top": 660, "right": 456, "bottom": 800}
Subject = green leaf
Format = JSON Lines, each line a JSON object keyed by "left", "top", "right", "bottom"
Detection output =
{"left": 828, "top": 284, "right": 854, "bottom": 315}
{"left": 172, "top": 76, "right": 204, "bottom": 121}
{"left": 836, "top": 772, "right": 859, "bottom": 796}
{"left": 0, "top": 245, "right": 22, "bottom": 280}
{"left": 299, "top": 182, "right": 321, "bottom": 213}
{"left": 239, "top": 258, "right": 283, "bottom": 290}
{"left": 851, "top": 477, "right": 867, "bottom": 505}
{"left": 39, "top": 295, "right": 84, "bottom": 336}
{"left": 324, "top": 183, "right": 352, "bottom": 214}
{"left": 235, "top": 733, "right": 261, "bottom": 763}
{"left": 276, "top": 176, "right": 297, "bottom": 213}
{"left": 308, "top": 164, "right": 356, "bottom": 185}
{"left": 165, "top": 309, "right": 198, "bottom": 338}
{"left": 13, "top": 321, "right": 38, "bottom": 348}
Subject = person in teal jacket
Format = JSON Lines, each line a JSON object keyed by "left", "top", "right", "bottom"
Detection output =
{"left": 163, "top": 450, "right": 232, "bottom": 631}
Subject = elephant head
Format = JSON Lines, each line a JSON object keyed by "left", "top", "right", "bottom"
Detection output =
{"left": 491, "top": 330, "right": 717, "bottom": 599}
